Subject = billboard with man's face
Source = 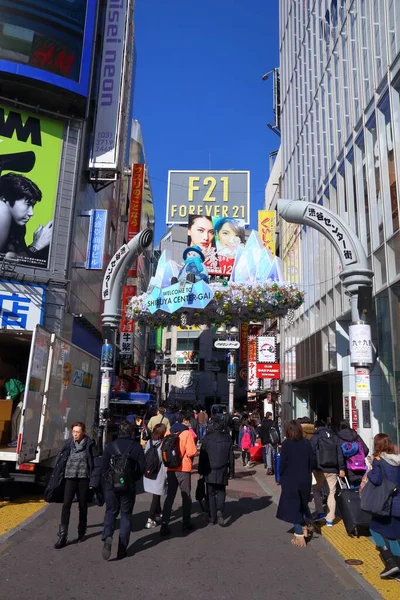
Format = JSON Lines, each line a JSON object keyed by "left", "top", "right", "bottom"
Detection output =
{"left": 167, "top": 170, "right": 250, "bottom": 225}
{"left": 0, "top": 104, "right": 64, "bottom": 269}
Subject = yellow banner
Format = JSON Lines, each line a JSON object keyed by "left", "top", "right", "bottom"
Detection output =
{"left": 258, "top": 210, "right": 276, "bottom": 255}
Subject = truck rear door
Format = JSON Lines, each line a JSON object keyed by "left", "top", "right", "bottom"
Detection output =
{"left": 17, "top": 326, "right": 52, "bottom": 464}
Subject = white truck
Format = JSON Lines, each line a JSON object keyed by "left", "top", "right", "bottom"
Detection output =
{"left": 0, "top": 325, "right": 99, "bottom": 485}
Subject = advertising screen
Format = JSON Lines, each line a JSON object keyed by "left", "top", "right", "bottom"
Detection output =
{"left": 0, "top": 0, "right": 97, "bottom": 96}
{"left": 0, "top": 104, "right": 64, "bottom": 269}
{"left": 187, "top": 215, "right": 245, "bottom": 277}
{"left": 167, "top": 170, "right": 250, "bottom": 225}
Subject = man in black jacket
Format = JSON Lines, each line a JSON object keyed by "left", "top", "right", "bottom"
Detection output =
{"left": 198, "top": 418, "right": 234, "bottom": 526}
{"left": 260, "top": 412, "right": 280, "bottom": 475}
{"left": 100, "top": 421, "right": 145, "bottom": 560}
{"left": 310, "top": 421, "right": 345, "bottom": 526}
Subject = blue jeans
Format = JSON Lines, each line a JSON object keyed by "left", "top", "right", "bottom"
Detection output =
{"left": 263, "top": 444, "right": 275, "bottom": 469}
{"left": 294, "top": 523, "right": 304, "bottom": 534}
{"left": 102, "top": 490, "right": 136, "bottom": 548}
{"left": 370, "top": 529, "right": 400, "bottom": 556}
{"left": 199, "top": 424, "right": 207, "bottom": 442}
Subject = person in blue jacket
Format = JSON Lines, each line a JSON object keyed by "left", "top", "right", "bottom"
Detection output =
{"left": 367, "top": 433, "right": 400, "bottom": 580}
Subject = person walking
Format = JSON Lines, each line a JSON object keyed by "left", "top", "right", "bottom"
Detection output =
{"left": 238, "top": 420, "right": 256, "bottom": 467}
{"left": 276, "top": 420, "right": 317, "bottom": 547}
{"left": 54, "top": 422, "right": 98, "bottom": 549}
{"left": 197, "top": 408, "right": 209, "bottom": 442}
{"left": 198, "top": 417, "right": 234, "bottom": 526}
{"left": 147, "top": 406, "right": 170, "bottom": 434}
{"left": 366, "top": 433, "right": 400, "bottom": 579}
{"left": 160, "top": 411, "right": 197, "bottom": 536}
{"left": 260, "top": 412, "right": 280, "bottom": 475}
{"left": 300, "top": 417, "right": 315, "bottom": 440}
{"left": 101, "top": 420, "right": 145, "bottom": 560}
{"left": 143, "top": 423, "right": 167, "bottom": 529}
{"left": 337, "top": 420, "right": 369, "bottom": 486}
{"left": 310, "top": 420, "right": 346, "bottom": 526}
{"left": 231, "top": 410, "right": 241, "bottom": 447}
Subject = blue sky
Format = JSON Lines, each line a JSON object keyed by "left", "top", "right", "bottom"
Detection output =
{"left": 133, "top": 0, "right": 280, "bottom": 244}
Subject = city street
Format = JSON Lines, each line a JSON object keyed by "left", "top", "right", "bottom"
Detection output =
{"left": 0, "top": 461, "right": 382, "bottom": 600}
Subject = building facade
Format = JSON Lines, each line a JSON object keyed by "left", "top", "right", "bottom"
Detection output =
{"left": 279, "top": 0, "right": 400, "bottom": 446}
{"left": 0, "top": 2, "right": 153, "bottom": 382}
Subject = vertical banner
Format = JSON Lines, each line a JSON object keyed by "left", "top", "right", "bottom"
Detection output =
{"left": 256, "top": 336, "right": 277, "bottom": 363}
{"left": 120, "top": 285, "right": 136, "bottom": 333}
{"left": 155, "top": 327, "right": 163, "bottom": 353}
{"left": 248, "top": 361, "right": 258, "bottom": 391}
{"left": 258, "top": 210, "right": 276, "bottom": 255}
{"left": 239, "top": 322, "right": 249, "bottom": 366}
{"left": 0, "top": 104, "right": 63, "bottom": 269}
{"left": 86, "top": 209, "right": 107, "bottom": 269}
{"left": 128, "top": 163, "right": 144, "bottom": 277}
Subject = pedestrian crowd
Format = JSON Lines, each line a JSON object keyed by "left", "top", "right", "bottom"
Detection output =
{"left": 44, "top": 408, "right": 400, "bottom": 584}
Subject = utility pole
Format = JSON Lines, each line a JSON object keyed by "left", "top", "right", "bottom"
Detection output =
{"left": 278, "top": 199, "right": 374, "bottom": 446}
{"left": 99, "top": 228, "right": 153, "bottom": 451}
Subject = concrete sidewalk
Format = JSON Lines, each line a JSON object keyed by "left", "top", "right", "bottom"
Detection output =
{"left": 249, "top": 459, "right": 399, "bottom": 600}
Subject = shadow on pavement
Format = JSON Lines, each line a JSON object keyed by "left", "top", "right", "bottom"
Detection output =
{"left": 223, "top": 495, "right": 272, "bottom": 528}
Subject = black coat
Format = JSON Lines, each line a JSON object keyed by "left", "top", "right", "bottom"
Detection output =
{"left": 337, "top": 427, "right": 369, "bottom": 483}
{"left": 276, "top": 438, "right": 317, "bottom": 524}
{"left": 260, "top": 419, "right": 280, "bottom": 446}
{"left": 310, "top": 427, "right": 345, "bottom": 473}
{"left": 198, "top": 430, "right": 234, "bottom": 485}
{"left": 101, "top": 436, "right": 145, "bottom": 492}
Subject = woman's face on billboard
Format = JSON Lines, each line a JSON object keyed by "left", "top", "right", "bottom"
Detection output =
{"left": 218, "top": 222, "right": 242, "bottom": 249}
{"left": 188, "top": 217, "right": 214, "bottom": 249}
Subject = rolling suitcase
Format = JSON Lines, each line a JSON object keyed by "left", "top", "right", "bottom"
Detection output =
{"left": 336, "top": 476, "right": 370, "bottom": 537}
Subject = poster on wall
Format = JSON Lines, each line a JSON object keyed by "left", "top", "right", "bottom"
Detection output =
{"left": 256, "top": 336, "right": 276, "bottom": 363}
{"left": 187, "top": 215, "right": 245, "bottom": 276}
{"left": 0, "top": 104, "right": 63, "bottom": 269}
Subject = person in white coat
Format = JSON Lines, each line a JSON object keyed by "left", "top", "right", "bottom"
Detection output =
{"left": 143, "top": 423, "right": 168, "bottom": 529}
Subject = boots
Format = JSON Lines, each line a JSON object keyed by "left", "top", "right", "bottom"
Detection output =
{"left": 54, "top": 525, "right": 68, "bottom": 549}
{"left": 379, "top": 547, "right": 400, "bottom": 579}
{"left": 77, "top": 522, "right": 87, "bottom": 542}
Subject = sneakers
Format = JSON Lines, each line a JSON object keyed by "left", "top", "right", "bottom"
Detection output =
{"left": 145, "top": 519, "right": 156, "bottom": 529}
{"left": 326, "top": 521, "right": 334, "bottom": 527}
{"left": 160, "top": 523, "right": 170, "bottom": 537}
{"left": 102, "top": 537, "right": 112, "bottom": 561}
{"left": 313, "top": 513, "right": 326, "bottom": 522}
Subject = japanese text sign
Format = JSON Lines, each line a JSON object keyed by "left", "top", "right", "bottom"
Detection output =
{"left": 119, "top": 332, "right": 133, "bottom": 357}
{"left": 120, "top": 285, "right": 136, "bottom": 333}
{"left": 248, "top": 361, "right": 258, "bottom": 391}
{"left": 86, "top": 209, "right": 107, "bottom": 269}
{"left": 257, "top": 336, "right": 276, "bottom": 363}
{"left": 349, "top": 324, "right": 373, "bottom": 365}
{"left": 0, "top": 280, "right": 45, "bottom": 330}
{"left": 256, "top": 363, "right": 280, "bottom": 379}
{"left": 258, "top": 210, "right": 276, "bottom": 255}
{"left": 305, "top": 205, "right": 358, "bottom": 266}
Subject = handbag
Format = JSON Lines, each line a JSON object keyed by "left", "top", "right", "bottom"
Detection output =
{"left": 360, "top": 462, "right": 398, "bottom": 516}
{"left": 195, "top": 477, "right": 207, "bottom": 511}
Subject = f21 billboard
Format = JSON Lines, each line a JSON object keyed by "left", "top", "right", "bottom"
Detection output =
{"left": 166, "top": 170, "right": 250, "bottom": 225}
{"left": 0, "top": 0, "right": 97, "bottom": 96}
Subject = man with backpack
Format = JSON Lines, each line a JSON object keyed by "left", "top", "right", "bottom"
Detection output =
{"left": 260, "top": 412, "right": 280, "bottom": 475}
{"left": 160, "top": 411, "right": 197, "bottom": 536}
{"left": 337, "top": 420, "right": 369, "bottom": 486}
{"left": 310, "top": 420, "right": 346, "bottom": 526}
{"left": 100, "top": 421, "right": 145, "bottom": 560}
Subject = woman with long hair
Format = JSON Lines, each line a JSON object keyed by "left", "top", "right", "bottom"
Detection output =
{"left": 276, "top": 420, "right": 316, "bottom": 547}
{"left": 143, "top": 423, "right": 168, "bottom": 529}
{"left": 238, "top": 419, "right": 256, "bottom": 467}
{"left": 53, "top": 422, "right": 98, "bottom": 549}
{"left": 367, "top": 433, "right": 400, "bottom": 579}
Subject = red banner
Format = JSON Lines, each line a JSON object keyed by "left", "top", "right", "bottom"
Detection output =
{"left": 256, "top": 363, "right": 280, "bottom": 379}
{"left": 127, "top": 164, "right": 144, "bottom": 277}
{"left": 121, "top": 285, "right": 136, "bottom": 333}
{"left": 248, "top": 336, "right": 257, "bottom": 362}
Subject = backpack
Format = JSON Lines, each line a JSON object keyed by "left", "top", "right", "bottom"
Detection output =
{"left": 316, "top": 431, "right": 338, "bottom": 469}
{"left": 141, "top": 426, "right": 151, "bottom": 442}
{"left": 269, "top": 425, "right": 280, "bottom": 446}
{"left": 344, "top": 441, "right": 367, "bottom": 472}
{"left": 106, "top": 441, "right": 136, "bottom": 493}
{"left": 161, "top": 433, "right": 182, "bottom": 468}
{"left": 241, "top": 429, "right": 251, "bottom": 450}
{"left": 144, "top": 440, "right": 161, "bottom": 480}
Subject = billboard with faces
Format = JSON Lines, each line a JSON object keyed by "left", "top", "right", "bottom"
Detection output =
{"left": 187, "top": 215, "right": 245, "bottom": 277}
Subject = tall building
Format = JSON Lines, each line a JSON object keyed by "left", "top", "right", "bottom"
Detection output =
{"left": 279, "top": 1, "right": 400, "bottom": 445}
{"left": 0, "top": 2, "right": 153, "bottom": 377}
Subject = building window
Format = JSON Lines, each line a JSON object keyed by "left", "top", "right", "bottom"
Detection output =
{"left": 355, "top": 133, "right": 372, "bottom": 255}
{"left": 366, "top": 114, "right": 384, "bottom": 248}
{"left": 165, "top": 338, "right": 171, "bottom": 354}
{"left": 377, "top": 93, "right": 399, "bottom": 236}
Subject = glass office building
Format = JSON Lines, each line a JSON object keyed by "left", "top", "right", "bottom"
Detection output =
{"left": 279, "top": 0, "right": 400, "bottom": 445}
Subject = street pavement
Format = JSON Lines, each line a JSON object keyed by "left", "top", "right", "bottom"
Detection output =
{"left": 0, "top": 457, "right": 381, "bottom": 600}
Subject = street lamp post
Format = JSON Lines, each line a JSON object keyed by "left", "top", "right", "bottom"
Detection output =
{"left": 214, "top": 325, "right": 240, "bottom": 414}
